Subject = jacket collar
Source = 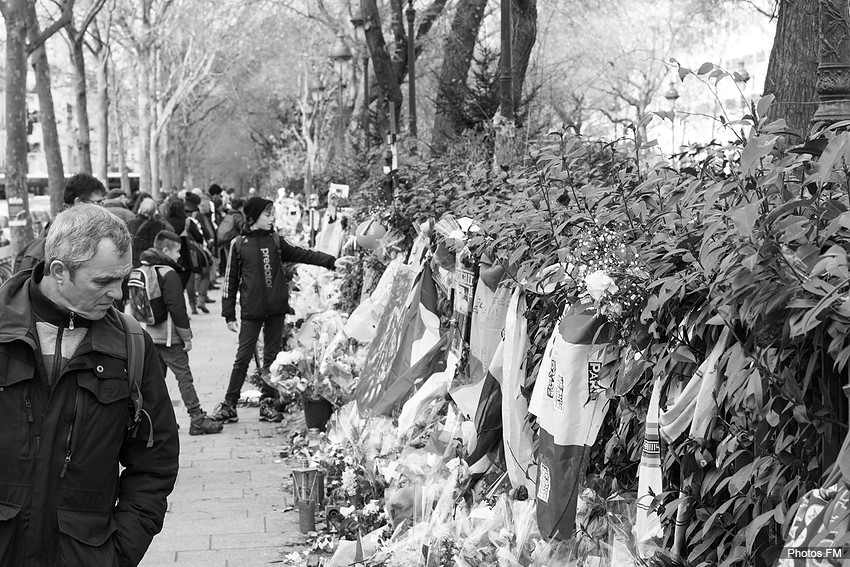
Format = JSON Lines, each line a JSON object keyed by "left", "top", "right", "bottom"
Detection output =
{"left": 0, "top": 263, "right": 127, "bottom": 358}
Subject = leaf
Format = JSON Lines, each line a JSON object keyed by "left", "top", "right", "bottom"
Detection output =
{"left": 728, "top": 461, "right": 754, "bottom": 495}
{"left": 697, "top": 62, "right": 714, "bottom": 75}
{"left": 740, "top": 135, "right": 777, "bottom": 177}
{"left": 755, "top": 94, "right": 776, "bottom": 120}
{"left": 808, "top": 132, "right": 849, "bottom": 187}
{"left": 728, "top": 202, "right": 760, "bottom": 237}
{"left": 678, "top": 66, "right": 691, "bottom": 81}
{"left": 745, "top": 509, "right": 776, "bottom": 551}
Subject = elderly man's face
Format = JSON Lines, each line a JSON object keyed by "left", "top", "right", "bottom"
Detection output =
{"left": 51, "top": 239, "right": 131, "bottom": 320}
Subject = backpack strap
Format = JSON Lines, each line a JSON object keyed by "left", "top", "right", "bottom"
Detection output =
{"left": 272, "top": 232, "right": 284, "bottom": 263}
{"left": 118, "top": 312, "right": 154, "bottom": 448}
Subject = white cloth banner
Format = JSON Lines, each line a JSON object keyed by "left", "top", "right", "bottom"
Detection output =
{"left": 501, "top": 287, "right": 536, "bottom": 492}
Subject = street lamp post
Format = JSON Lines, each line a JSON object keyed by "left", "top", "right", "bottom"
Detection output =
{"left": 329, "top": 36, "right": 352, "bottom": 161}
{"left": 664, "top": 81, "right": 680, "bottom": 157}
{"left": 406, "top": 0, "right": 417, "bottom": 153}
{"left": 351, "top": 8, "right": 370, "bottom": 151}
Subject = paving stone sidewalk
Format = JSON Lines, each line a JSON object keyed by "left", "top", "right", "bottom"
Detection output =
{"left": 139, "top": 287, "right": 309, "bottom": 567}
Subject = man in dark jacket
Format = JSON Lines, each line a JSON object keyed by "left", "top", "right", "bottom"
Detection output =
{"left": 213, "top": 196, "right": 351, "bottom": 423}
{"left": 0, "top": 203, "right": 180, "bottom": 566}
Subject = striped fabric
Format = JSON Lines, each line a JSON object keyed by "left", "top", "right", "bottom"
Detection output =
{"left": 635, "top": 375, "right": 664, "bottom": 557}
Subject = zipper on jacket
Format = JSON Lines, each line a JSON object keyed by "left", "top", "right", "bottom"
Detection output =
{"left": 59, "top": 396, "right": 78, "bottom": 478}
{"left": 25, "top": 394, "right": 33, "bottom": 423}
{"left": 68, "top": 312, "right": 75, "bottom": 331}
{"left": 52, "top": 328, "right": 64, "bottom": 386}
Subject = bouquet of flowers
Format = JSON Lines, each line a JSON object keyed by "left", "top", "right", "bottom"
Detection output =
{"left": 269, "top": 312, "right": 364, "bottom": 406}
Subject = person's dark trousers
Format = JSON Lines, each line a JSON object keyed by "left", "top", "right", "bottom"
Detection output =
{"left": 186, "top": 273, "right": 198, "bottom": 307}
{"left": 157, "top": 343, "right": 202, "bottom": 416}
{"left": 224, "top": 315, "right": 284, "bottom": 406}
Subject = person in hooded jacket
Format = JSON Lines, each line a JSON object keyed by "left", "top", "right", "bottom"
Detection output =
{"left": 136, "top": 231, "right": 222, "bottom": 436}
{"left": 212, "top": 196, "right": 352, "bottom": 423}
{"left": 0, "top": 203, "right": 179, "bottom": 566}
{"left": 127, "top": 198, "right": 174, "bottom": 268}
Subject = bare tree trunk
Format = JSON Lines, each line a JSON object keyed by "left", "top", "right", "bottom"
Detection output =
{"left": 116, "top": 120, "right": 130, "bottom": 195}
{"left": 4, "top": 0, "right": 32, "bottom": 253}
{"left": 161, "top": 127, "right": 172, "bottom": 196}
{"left": 431, "top": 0, "right": 488, "bottom": 155}
{"left": 94, "top": 48, "right": 109, "bottom": 185}
{"left": 763, "top": 0, "right": 818, "bottom": 139}
{"left": 27, "top": 2, "right": 65, "bottom": 215}
{"left": 511, "top": 0, "right": 537, "bottom": 117}
{"left": 363, "top": 0, "right": 404, "bottom": 132}
{"left": 136, "top": 57, "right": 152, "bottom": 194}
{"left": 68, "top": 31, "right": 93, "bottom": 173}
{"left": 149, "top": 53, "right": 161, "bottom": 194}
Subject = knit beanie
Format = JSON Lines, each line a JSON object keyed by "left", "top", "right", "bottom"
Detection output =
{"left": 243, "top": 196, "right": 274, "bottom": 225}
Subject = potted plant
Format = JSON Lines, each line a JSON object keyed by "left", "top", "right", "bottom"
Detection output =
{"left": 269, "top": 330, "right": 360, "bottom": 430}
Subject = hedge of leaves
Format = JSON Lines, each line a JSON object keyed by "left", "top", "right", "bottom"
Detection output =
{"left": 348, "top": 89, "right": 850, "bottom": 563}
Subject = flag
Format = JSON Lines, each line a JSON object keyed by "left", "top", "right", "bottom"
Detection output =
{"left": 397, "top": 330, "right": 459, "bottom": 436}
{"left": 354, "top": 263, "right": 420, "bottom": 409}
{"left": 451, "top": 343, "right": 504, "bottom": 475}
{"left": 658, "top": 327, "right": 730, "bottom": 443}
{"left": 371, "top": 331, "right": 450, "bottom": 416}
{"left": 528, "top": 303, "right": 617, "bottom": 540}
{"left": 501, "top": 288, "right": 536, "bottom": 493}
{"left": 635, "top": 375, "right": 663, "bottom": 557}
{"left": 468, "top": 281, "right": 512, "bottom": 383}
{"left": 366, "top": 263, "right": 441, "bottom": 414}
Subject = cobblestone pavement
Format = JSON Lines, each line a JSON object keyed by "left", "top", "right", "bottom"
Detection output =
{"left": 139, "top": 286, "right": 309, "bottom": 567}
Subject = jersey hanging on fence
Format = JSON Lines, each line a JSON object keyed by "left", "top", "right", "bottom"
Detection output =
{"left": 127, "top": 265, "right": 170, "bottom": 326}
{"left": 528, "top": 302, "right": 618, "bottom": 540}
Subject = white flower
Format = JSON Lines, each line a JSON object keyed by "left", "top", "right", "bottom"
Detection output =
{"left": 584, "top": 270, "right": 619, "bottom": 302}
{"left": 341, "top": 468, "right": 357, "bottom": 496}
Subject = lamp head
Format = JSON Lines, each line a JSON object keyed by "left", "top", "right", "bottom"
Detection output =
{"left": 664, "top": 81, "right": 680, "bottom": 103}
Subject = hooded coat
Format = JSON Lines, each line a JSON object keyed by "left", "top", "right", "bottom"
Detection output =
{"left": 0, "top": 264, "right": 179, "bottom": 566}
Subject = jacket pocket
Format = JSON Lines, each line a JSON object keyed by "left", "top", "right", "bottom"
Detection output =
{"left": 0, "top": 354, "right": 34, "bottom": 459}
{"left": 0, "top": 500, "right": 23, "bottom": 567}
{"left": 76, "top": 361, "right": 130, "bottom": 406}
{"left": 57, "top": 509, "right": 119, "bottom": 567}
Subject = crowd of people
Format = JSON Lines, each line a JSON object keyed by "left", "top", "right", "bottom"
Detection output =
{"left": 0, "top": 173, "right": 348, "bottom": 564}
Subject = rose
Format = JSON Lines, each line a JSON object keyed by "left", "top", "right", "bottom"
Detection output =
{"left": 583, "top": 270, "right": 619, "bottom": 302}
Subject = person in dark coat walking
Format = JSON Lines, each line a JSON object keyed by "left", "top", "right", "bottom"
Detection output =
{"left": 0, "top": 203, "right": 179, "bottom": 566}
{"left": 127, "top": 197, "right": 174, "bottom": 268}
{"left": 212, "top": 196, "right": 351, "bottom": 423}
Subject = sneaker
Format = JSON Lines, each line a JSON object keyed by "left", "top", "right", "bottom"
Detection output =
{"left": 196, "top": 302, "right": 210, "bottom": 314}
{"left": 189, "top": 413, "right": 224, "bottom": 435}
{"left": 211, "top": 402, "right": 238, "bottom": 423}
{"left": 259, "top": 398, "right": 283, "bottom": 423}
{"left": 190, "top": 304, "right": 198, "bottom": 315}
{"left": 204, "top": 297, "right": 216, "bottom": 303}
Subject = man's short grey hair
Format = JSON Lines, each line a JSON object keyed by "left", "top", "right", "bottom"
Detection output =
{"left": 45, "top": 203, "right": 131, "bottom": 276}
